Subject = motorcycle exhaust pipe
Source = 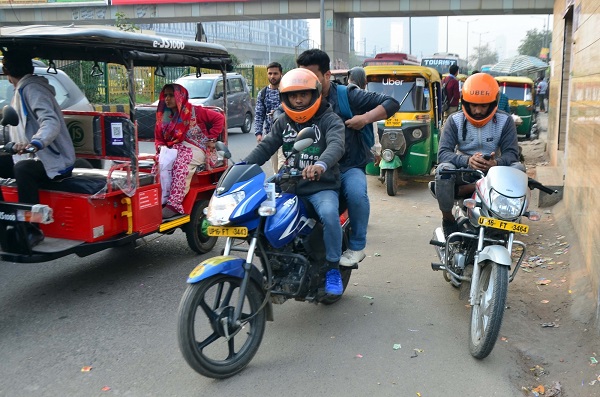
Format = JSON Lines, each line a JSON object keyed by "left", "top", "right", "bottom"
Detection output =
{"left": 430, "top": 227, "right": 446, "bottom": 263}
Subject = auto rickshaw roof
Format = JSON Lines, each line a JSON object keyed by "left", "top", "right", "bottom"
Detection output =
{"left": 0, "top": 25, "right": 233, "bottom": 71}
{"left": 495, "top": 76, "right": 535, "bottom": 86}
{"left": 364, "top": 65, "right": 441, "bottom": 83}
{"left": 442, "top": 73, "right": 468, "bottom": 82}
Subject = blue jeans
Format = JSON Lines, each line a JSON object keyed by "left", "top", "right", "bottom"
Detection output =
{"left": 305, "top": 190, "right": 342, "bottom": 264}
{"left": 340, "top": 167, "right": 369, "bottom": 251}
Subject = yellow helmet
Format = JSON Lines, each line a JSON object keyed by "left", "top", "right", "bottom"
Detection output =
{"left": 279, "top": 68, "right": 322, "bottom": 123}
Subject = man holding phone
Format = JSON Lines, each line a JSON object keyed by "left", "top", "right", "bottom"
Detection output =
{"left": 434, "top": 73, "right": 524, "bottom": 238}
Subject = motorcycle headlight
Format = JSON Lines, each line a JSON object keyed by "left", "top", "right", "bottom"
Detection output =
{"left": 382, "top": 149, "right": 395, "bottom": 162}
{"left": 205, "top": 191, "right": 245, "bottom": 226}
{"left": 489, "top": 189, "right": 525, "bottom": 219}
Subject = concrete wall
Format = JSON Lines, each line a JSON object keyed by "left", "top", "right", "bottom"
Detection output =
{"left": 546, "top": 0, "right": 600, "bottom": 328}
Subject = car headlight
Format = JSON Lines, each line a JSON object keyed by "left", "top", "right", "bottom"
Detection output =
{"left": 381, "top": 149, "right": 395, "bottom": 162}
{"left": 489, "top": 189, "right": 525, "bottom": 219}
{"left": 205, "top": 191, "right": 245, "bottom": 226}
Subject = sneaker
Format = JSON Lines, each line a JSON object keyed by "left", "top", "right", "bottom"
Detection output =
{"left": 442, "top": 219, "right": 459, "bottom": 240}
{"left": 339, "top": 249, "right": 366, "bottom": 267}
{"left": 324, "top": 269, "right": 343, "bottom": 295}
{"left": 162, "top": 205, "right": 179, "bottom": 219}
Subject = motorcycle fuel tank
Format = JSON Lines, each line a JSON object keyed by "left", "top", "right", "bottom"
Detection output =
{"left": 264, "top": 193, "right": 316, "bottom": 248}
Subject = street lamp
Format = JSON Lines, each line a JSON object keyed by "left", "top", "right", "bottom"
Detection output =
{"left": 457, "top": 18, "right": 478, "bottom": 70}
{"left": 473, "top": 30, "right": 490, "bottom": 70}
{"left": 295, "top": 38, "right": 316, "bottom": 60}
{"left": 531, "top": 16, "right": 548, "bottom": 58}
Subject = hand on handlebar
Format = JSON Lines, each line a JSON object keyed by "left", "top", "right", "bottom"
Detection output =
{"left": 13, "top": 142, "right": 37, "bottom": 154}
{"left": 469, "top": 152, "right": 497, "bottom": 172}
{"left": 302, "top": 164, "right": 324, "bottom": 181}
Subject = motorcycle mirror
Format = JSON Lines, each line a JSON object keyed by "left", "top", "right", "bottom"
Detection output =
{"left": 292, "top": 127, "right": 316, "bottom": 153}
{"left": 215, "top": 141, "right": 231, "bottom": 159}
{"left": 1, "top": 105, "right": 19, "bottom": 127}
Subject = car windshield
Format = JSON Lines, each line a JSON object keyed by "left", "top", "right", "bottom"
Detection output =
{"left": 367, "top": 75, "right": 430, "bottom": 112}
{"left": 178, "top": 78, "right": 214, "bottom": 99}
{"left": 500, "top": 84, "right": 532, "bottom": 101}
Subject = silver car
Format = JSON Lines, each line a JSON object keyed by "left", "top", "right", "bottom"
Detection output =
{"left": 135, "top": 72, "right": 254, "bottom": 139}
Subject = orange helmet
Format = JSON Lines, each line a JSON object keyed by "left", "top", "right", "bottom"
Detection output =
{"left": 279, "top": 68, "right": 322, "bottom": 123}
{"left": 460, "top": 73, "right": 500, "bottom": 128}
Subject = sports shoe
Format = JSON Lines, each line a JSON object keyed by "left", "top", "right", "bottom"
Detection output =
{"left": 324, "top": 269, "right": 343, "bottom": 295}
{"left": 442, "top": 219, "right": 459, "bottom": 240}
{"left": 339, "top": 249, "right": 366, "bottom": 267}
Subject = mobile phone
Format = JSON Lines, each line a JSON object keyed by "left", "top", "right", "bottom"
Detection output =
{"left": 483, "top": 154, "right": 492, "bottom": 161}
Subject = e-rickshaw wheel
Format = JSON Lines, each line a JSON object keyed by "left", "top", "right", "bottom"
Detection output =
{"left": 185, "top": 200, "right": 217, "bottom": 254}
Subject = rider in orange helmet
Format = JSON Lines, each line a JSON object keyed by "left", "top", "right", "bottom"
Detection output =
{"left": 434, "top": 72, "right": 525, "bottom": 239}
{"left": 244, "top": 68, "right": 347, "bottom": 295}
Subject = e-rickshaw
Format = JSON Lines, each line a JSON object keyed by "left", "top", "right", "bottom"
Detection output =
{"left": 364, "top": 65, "right": 443, "bottom": 196}
{"left": 0, "top": 25, "right": 234, "bottom": 263}
{"left": 495, "top": 76, "right": 537, "bottom": 138}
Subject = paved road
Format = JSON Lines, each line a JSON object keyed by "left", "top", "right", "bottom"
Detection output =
{"left": 0, "top": 132, "right": 525, "bottom": 396}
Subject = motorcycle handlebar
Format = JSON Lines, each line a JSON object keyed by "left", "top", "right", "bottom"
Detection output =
{"left": 528, "top": 178, "right": 558, "bottom": 194}
{"left": 0, "top": 142, "right": 36, "bottom": 154}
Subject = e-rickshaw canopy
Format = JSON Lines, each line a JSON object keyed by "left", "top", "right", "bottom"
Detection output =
{"left": 0, "top": 25, "right": 233, "bottom": 71}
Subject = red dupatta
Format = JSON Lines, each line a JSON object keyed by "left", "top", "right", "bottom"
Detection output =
{"left": 154, "top": 83, "right": 193, "bottom": 146}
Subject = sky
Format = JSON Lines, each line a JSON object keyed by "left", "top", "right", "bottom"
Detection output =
{"left": 309, "top": 14, "right": 552, "bottom": 61}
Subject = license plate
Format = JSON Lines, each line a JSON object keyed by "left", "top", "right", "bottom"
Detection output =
{"left": 207, "top": 226, "right": 248, "bottom": 237}
{"left": 384, "top": 114, "right": 402, "bottom": 127}
{"left": 478, "top": 216, "right": 529, "bottom": 234}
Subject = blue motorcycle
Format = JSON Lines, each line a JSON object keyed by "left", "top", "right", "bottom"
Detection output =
{"left": 177, "top": 128, "right": 354, "bottom": 378}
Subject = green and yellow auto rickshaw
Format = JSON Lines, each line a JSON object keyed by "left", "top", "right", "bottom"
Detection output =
{"left": 364, "top": 65, "right": 443, "bottom": 196}
{"left": 495, "top": 76, "right": 537, "bottom": 138}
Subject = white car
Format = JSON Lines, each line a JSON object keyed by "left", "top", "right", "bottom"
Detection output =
{"left": 0, "top": 61, "right": 93, "bottom": 112}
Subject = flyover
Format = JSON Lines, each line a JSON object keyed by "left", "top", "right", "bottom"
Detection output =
{"left": 0, "top": 0, "right": 554, "bottom": 64}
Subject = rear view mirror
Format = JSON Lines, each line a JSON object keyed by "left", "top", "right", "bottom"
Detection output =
{"left": 1, "top": 105, "right": 19, "bottom": 127}
{"left": 215, "top": 141, "right": 231, "bottom": 159}
{"left": 292, "top": 127, "right": 316, "bottom": 152}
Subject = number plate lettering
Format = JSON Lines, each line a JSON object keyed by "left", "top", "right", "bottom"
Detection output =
{"left": 478, "top": 216, "right": 529, "bottom": 234}
{"left": 207, "top": 226, "right": 248, "bottom": 237}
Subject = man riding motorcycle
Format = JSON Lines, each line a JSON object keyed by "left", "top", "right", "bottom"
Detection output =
{"left": 434, "top": 72, "right": 525, "bottom": 238}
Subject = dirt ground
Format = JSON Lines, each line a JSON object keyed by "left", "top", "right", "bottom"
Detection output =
{"left": 501, "top": 113, "right": 600, "bottom": 396}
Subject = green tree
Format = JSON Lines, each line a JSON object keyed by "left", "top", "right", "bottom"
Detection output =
{"left": 469, "top": 43, "right": 499, "bottom": 72}
{"left": 115, "top": 12, "right": 140, "bottom": 33}
{"left": 518, "top": 28, "right": 552, "bottom": 58}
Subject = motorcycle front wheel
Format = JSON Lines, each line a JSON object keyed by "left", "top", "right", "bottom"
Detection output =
{"left": 469, "top": 260, "right": 509, "bottom": 359}
{"left": 177, "top": 275, "right": 266, "bottom": 379}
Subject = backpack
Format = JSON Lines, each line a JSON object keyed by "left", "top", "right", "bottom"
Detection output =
{"left": 337, "top": 85, "right": 375, "bottom": 148}
{"left": 257, "top": 86, "right": 268, "bottom": 110}
{"left": 441, "top": 77, "right": 450, "bottom": 112}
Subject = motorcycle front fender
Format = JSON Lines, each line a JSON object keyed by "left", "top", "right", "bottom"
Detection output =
{"left": 378, "top": 156, "right": 402, "bottom": 170}
{"left": 478, "top": 245, "right": 512, "bottom": 267}
{"left": 187, "top": 255, "right": 246, "bottom": 283}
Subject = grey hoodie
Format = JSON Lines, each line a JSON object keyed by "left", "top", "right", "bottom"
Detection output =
{"left": 11, "top": 74, "right": 75, "bottom": 178}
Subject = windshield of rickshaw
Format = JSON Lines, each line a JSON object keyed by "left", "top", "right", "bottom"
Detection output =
{"left": 367, "top": 75, "right": 430, "bottom": 112}
{"left": 499, "top": 84, "right": 532, "bottom": 101}
{"left": 0, "top": 25, "right": 233, "bottom": 199}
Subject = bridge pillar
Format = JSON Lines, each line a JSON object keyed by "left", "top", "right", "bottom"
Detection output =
{"left": 324, "top": 10, "right": 349, "bottom": 69}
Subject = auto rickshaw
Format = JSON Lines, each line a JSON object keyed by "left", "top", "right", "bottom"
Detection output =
{"left": 495, "top": 76, "right": 537, "bottom": 138}
{"left": 364, "top": 65, "right": 443, "bottom": 196}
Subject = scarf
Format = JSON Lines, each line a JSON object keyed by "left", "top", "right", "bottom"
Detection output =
{"left": 154, "top": 83, "right": 193, "bottom": 146}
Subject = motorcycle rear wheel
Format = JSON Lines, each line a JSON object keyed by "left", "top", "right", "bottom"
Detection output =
{"left": 469, "top": 260, "right": 509, "bottom": 359}
{"left": 177, "top": 275, "right": 266, "bottom": 378}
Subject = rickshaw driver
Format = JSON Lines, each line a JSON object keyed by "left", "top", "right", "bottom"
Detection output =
{"left": 296, "top": 49, "right": 400, "bottom": 267}
{"left": 1, "top": 49, "right": 76, "bottom": 247}
{"left": 434, "top": 73, "right": 524, "bottom": 239}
